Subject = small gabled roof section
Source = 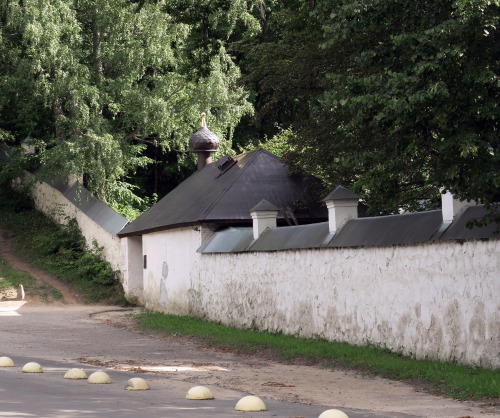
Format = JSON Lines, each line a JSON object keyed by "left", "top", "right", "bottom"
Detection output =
{"left": 323, "top": 185, "right": 359, "bottom": 201}
{"left": 250, "top": 199, "right": 279, "bottom": 212}
{"left": 118, "top": 148, "right": 327, "bottom": 237}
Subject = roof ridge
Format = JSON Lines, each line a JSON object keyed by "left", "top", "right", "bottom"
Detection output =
{"left": 198, "top": 149, "right": 264, "bottom": 221}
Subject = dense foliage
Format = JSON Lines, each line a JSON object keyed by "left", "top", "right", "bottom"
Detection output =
{"left": 0, "top": 0, "right": 253, "bottom": 208}
{"left": 237, "top": 0, "right": 500, "bottom": 218}
{"left": 1, "top": 0, "right": 499, "bottom": 221}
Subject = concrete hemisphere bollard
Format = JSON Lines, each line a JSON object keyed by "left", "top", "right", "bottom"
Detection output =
{"left": 186, "top": 386, "right": 214, "bottom": 400}
{"left": 22, "top": 362, "right": 43, "bottom": 373}
{"left": 125, "top": 377, "right": 150, "bottom": 390}
{"left": 235, "top": 395, "right": 267, "bottom": 411}
{"left": 318, "top": 409, "right": 349, "bottom": 418}
{"left": 87, "top": 371, "right": 112, "bottom": 384}
{"left": 64, "top": 368, "right": 88, "bottom": 379}
{"left": 0, "top": 357, "right": 15, "bottom": 367}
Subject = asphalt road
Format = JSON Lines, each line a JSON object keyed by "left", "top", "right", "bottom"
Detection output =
{"left": 0, "top": 302, "right": 418, "bottom": 418}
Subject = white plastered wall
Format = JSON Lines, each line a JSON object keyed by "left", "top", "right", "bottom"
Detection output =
{"left": 189, "top": 239, "right": 500, "bottom": 368}
{"left": 142, "top": 226, "right": 202, "bottom": 314}
{"left": 18, "top": 176, "right": 123, "bottom": 277}
{"left": 121, "top": 236, "right": 143, "bottom": 303}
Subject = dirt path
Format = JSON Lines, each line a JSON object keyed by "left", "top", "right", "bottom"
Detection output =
{"left": 0, "top": 224, "right": 80, "bottom": 304}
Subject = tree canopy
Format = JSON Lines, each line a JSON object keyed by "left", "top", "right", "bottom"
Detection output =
{"left": 1, "top": 0, "right": 499, "bottom": 223}
{"left": 0, "top": 0, "right": 253, "bottom": 207}
{"left": 237, "top": 0, "right": 499, "bottom": 220}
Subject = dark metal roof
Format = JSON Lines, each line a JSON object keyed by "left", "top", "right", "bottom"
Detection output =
{"left": 199, "top": 206, "right": 499, "bottom": 253}
{"left": 249, "top": 222, "right": 330, "bottom": 251}
{"left": 438, "top": 205, "right": 499, "bottom": 240}
{"left": 63, "top": 184, "right": 129, "bottom": 236}
{"left": 327, "top": 210, "right": 443, "bottom": 247}
{"left": 197, "top": 227, "right": 254, "bottom": 253}
{"left": 118, "top": 148, "right": 327, "bottom": 237}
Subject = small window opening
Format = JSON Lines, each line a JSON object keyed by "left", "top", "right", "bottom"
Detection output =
{"left": 217, "top": 156, "right": 236, "bottom": 174}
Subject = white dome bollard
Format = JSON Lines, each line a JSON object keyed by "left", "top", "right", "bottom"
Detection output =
{"left": 22, "top": 362, "right": 43, "bottom": 373}
{"left": 87, "top": 371, "right": 112, "bottom": 384}
{"left": 318, "top": 409, "right": 349, "bottom": 418}
{"left": 186, "top": 386, "right": 214, "bottom": 400}
{"left": 64, "top": 368, "right": 87, "bottom": 379}
{"left": 125, "top": 377, "right": 150, "bottom": 390}
{"left": 235, "top": 395, "right": 267, "bottom": 411}
{"left": 0, "top": 357, "right": 14, "bottom": 367}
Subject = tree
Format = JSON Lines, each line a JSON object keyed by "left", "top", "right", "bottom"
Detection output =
{"left": 236, "top": 0, "right": 499, "bottom": 221}
{"left": 0, "top": 0, "right": 253, "bottom": 208}
{"left": 233, "top": 0, "right": 331, "bottom": 147}
{"left": 291, "top": 0, "right": 500, "bottom": 217}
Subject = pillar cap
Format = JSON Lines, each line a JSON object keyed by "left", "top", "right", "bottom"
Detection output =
{"left": 323, "top": 186, "right": 359, "bottom": 202}
{"left": 250, "top": 199, "right": 279, "bottom": 212}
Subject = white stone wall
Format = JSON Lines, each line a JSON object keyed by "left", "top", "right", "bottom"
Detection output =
{"left": 121, "top": 236, "right": 143, "bottom": 303}
{"left": 25, "top": 178, "right": 124, "bottom": 276}
{"left": 142, "top": 227, "right": 201, "bottom": 315}
{"left": 188, "top": 240, "right": 500, "bottom": 368}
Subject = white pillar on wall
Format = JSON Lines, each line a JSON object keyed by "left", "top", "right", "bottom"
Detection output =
{"left": 441, "top": 190, "right": 476, "bottom": 222}
{"left": 323, "top": 186, "right": 359, "bottom": 234}
{"left": 250, "top": 199, "right": 279, "bottom": 239}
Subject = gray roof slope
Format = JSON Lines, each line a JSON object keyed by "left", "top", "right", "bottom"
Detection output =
{"left": 250, "top": 222, "right": 330, "bottom": 251}
{"left": 0, "top": 151, "right": 128, "bottom": 236}
{"left": 34, "top": 177, "right": 128, "bottom": 237}
{"left": 199, "top": 206, "right": 498, "bottom": 253}
{"left": 63, "top": 184, "right": 129, "bottom": 236}
{"left": 118, "top": 148, "right": 327, "bottom": 237}
{"left": 438, "top": 205, "right": 499, "bottom": 240}
{"left": 29, "top": 168, "right": 129, "bottom": 236}
{"left": 197, "top": 227, "right": 254, "bottom": 253}
{"left": 327, "top": 210, "right": 443, "bottom": 247}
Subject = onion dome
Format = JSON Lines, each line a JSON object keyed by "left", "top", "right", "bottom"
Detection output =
{"left": 189, "top": 113, "right": 220, "bottom": 152}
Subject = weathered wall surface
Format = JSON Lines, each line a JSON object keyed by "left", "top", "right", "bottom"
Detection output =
{"left": 120, "top": 236, "right": 143, "bottom": 303}
{"left": 142, "top": 227, "right": 201, "bottom": 315}
{"left": 23, "top": 176, "right": 498, "bottom": 367}
{"left": 25, "top": 178, "right": 124, "bottom": 276}
{"left": 188, "top": 240, "right": 500, "bottom": 368}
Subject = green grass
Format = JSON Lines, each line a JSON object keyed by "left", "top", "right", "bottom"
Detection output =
{"left": 138, "top": 311, "right": 500, "bottom": 401}
{"left": 0, "top": 184, "right": 128, "bottom": 305}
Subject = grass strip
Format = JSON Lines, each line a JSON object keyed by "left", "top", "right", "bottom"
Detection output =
{"left": 138, "top": 311, "right": 500, "bottom": 401}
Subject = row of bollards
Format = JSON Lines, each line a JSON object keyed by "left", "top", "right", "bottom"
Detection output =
{"left": 0, "top": 356, "right": 349, "bottom": 416}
